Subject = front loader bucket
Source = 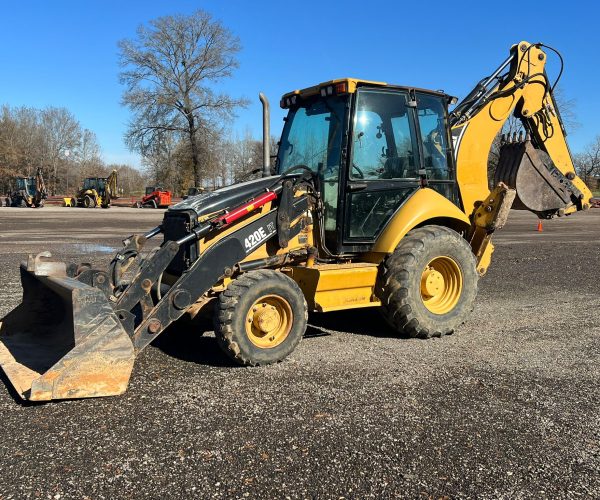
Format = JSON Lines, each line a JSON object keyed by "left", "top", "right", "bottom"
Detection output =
{"left": 0, "top": 263, "right": 134, "bottom": 401}
{"left": 494, "top": 138, "right": 579, "bottom": 216}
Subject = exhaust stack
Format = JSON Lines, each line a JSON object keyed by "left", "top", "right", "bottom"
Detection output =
{"left": 259, "top": 92, "right": 271, "bottom": 177}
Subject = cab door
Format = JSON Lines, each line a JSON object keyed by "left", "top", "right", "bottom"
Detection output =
{"left": 413, "top": 91, "right": 457, "bottom": 204}
{"left": 342, "top": 88, "right": 421, "bottom": 252}
{"left": 341, "top": 89, "right": 458, "bottom": 253}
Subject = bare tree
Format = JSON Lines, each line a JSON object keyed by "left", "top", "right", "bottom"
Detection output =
{"left": 108, "top": 163, "right": 149, "bottom": 197}
{"left": 550, "top": 86, "right": 579, "bottom": 133}
{"left": 0, "top": 103, "right": 148, "bottom": 197}
{"left": 67, "top": 129, "right": 103, "bottom": 191}
{"left": 0, "top": 106, "right": 45, "bottom": 179}
{"left": 40, "top": 107, "right": 82, "bottom": 194}
{"left": 227, "top": 129, "right": 264, "bottom": 184}
{"left": 118, "top": 10, "right": 247, "bottom": 185}
{"left": 141, "top": 129, "right": 180, "bottom": 192}
{"left": 574, "top": 136, "right": 600, "bottom": 189}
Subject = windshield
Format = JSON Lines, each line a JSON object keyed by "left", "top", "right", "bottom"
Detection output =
{"left": 277, "top": 96, "right": 347, "bottom": 175}
{"left": 145, "top": 186, "right": 155, "bottom": 195}
{"left": 83, "top": 178, "right": 106, "bottom": 191}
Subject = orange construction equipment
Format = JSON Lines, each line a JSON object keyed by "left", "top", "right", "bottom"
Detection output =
{"left": 133, "top": 187, "right": 172, "bottom": 208}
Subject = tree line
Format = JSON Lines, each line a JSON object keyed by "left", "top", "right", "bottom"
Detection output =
{"left": 0, "top": 104, "right": 145, "bottom": 196}
{"left": 0, "top": 101, "right": 266, "bottom": 197}
{"left": 0, "top": 9, "right": 266, "bottom": 198}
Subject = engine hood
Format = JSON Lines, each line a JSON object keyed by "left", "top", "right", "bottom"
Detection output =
{"left": 167, "top": 176, "right": 278, "bottom": 219}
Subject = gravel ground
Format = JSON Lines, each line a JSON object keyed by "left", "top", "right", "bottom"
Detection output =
{"left": 0, "top": 206, "right": 598, "bottom": 499}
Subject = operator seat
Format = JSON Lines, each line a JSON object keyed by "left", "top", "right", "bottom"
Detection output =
{"left": 382, "top": 157, "right": 418, "bottom": 179}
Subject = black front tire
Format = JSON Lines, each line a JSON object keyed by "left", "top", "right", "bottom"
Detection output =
{"left": 377, "top": 225, "right": 478, "bottom": 339}
{"left": 214, "top": 270, "right": 307, "bottom": 366}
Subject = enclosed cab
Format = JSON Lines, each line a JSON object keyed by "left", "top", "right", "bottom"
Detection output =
{"left": 278, "top": 79, "right": 461, "bottom": 256}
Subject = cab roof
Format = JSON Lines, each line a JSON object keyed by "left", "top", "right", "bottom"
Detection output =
{"left": 280, "top": 78, "right": 453, "bottom": 108}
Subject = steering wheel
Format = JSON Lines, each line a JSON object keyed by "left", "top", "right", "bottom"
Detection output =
{"left": 352, "top": 163, "right": 364, "bottom": 179}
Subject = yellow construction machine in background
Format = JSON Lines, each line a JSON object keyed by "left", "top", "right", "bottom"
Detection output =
{"left": 64, "top": 169, "right": 118, "bottom": 208}
{"left": 4, "top": 167, "right": 48, "bottom": 207}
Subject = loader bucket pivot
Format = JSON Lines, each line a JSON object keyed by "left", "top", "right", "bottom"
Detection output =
{"left": 0, "top": 262, "right": 134, "bottom": 401}
{"left": 494, "top": 138, "right": 581, "bottom": 217}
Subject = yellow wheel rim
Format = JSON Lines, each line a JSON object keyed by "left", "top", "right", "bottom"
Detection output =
{"left": 420, "top": 256, "right": 463, "bottom": 315}
{"left": 245, "top": 295, "right": 293, "bottom": 349}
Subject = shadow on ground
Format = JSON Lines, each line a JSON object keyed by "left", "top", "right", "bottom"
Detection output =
{"left": 151, "top": 320, "right": 235, "bottom": 368}
{"left": 307, "top": 307, "right": 397, "bottom": 338}
{"left": 152, "top": 306, "right": 397, "bottom": 366}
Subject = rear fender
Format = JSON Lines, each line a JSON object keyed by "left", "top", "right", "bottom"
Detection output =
{"left": 365, "top": 188, "right": 471, "bottom": 261}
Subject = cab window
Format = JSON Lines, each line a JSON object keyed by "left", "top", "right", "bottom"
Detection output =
{"left": 277, "top": 95, "right": 347, "bottom": 249}
{"left": 277, "top": 96, "right": 346, "bottom": 175}
{"left": 416, "top": 94, "right": 451, "bottom": 180}
{"left": 350, "top": 90, "right": 419, "bottom": 180}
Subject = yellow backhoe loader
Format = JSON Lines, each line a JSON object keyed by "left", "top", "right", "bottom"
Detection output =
{"left": 64, "top": 169, "right": 118, "bottom": 208}
{"left": 4, "top": 167, "right": 48, "bottom": 208}
{"left": 0, "top": 41, "right": 592, "bottom": 401}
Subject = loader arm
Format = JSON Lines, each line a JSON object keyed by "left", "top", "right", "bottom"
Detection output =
{"left": 451, "top": 41, "right": 592, "bottom": 216}
{"left": 0, "top": 177, "right": 311, "bottom": 400}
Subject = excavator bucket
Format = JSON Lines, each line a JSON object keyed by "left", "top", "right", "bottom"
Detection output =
{"left": 494, "top": 137, "right": 580, "bottom": 216}
{"left": 0, "top": 255, "right": 134, "bottom": 401}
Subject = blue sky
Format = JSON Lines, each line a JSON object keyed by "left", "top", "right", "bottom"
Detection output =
{"left": 1, "top": 0, "right": 598, "bottom": 167}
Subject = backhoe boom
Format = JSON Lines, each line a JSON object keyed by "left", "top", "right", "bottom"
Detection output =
{"left": 451, "top": 41, "right": 592, "bottom": 217}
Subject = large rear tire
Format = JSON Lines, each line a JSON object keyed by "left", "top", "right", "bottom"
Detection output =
{"left": 377, "top": 225, "right": 478, "bottom": 339}
{"left": 83, "top": 195, "right": 96, "bottom": 208}
{"left": 214, "top": 270, "right": 307, "bottom": 366}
